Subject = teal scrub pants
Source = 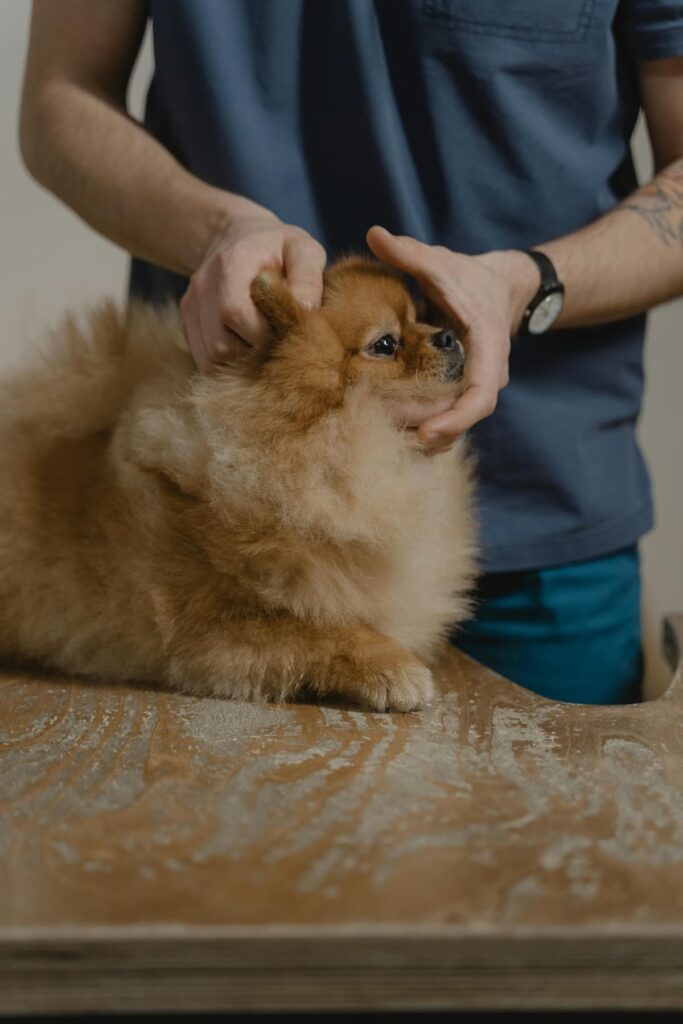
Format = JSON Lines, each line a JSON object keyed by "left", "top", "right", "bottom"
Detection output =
{"left": 452, "top": 545, "right": 644, "bottom": 705}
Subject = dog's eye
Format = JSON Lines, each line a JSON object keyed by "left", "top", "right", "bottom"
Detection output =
{"left": 370, "top": 334, "right": 398, "bottom": 358}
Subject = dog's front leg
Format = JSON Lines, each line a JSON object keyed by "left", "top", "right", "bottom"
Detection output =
{"left": 164, "top": 616, "right": 434, "bottom": 712}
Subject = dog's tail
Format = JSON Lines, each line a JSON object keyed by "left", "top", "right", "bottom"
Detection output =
{"left": 0, "top": 299, "right": 190, "bottom": 442}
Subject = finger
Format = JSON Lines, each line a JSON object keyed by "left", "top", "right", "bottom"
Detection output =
{"left": 420, "top": 427, "right": 456, "bottom": 456}
{"left": 180, "top": 291, "right": 213, "bottom": 374}
{"left": 283, "top": 235, "right": 326, "bottom": 309}
{"left": 424, "top": 438, "right": 455, "bottom": 457}
{"left": 366, "top": 225, "right": 432, "bottom": 278}
{"left": 391, "top": 395, "right": 454, "bottom": 428}
{"left": 418, "top": 378, "right": 498, "bottom": 439}
{"left": 197, "top": 280, "right": 254, "bottom": 368}
{"left": 206, "top": 325, "right": 249, "bottom": 368}
{"left": 214, "top": 260, "right": 273, "bottom": 349}
{"left": 417, "top": 387, "right": 495, "bottom": 440}
{"left": 417, "top": 320, "right": 503, "bottom": 438}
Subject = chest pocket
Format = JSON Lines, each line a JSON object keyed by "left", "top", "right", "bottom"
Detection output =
{"left": 419, "top": 0, "right": 596, "bottom": 42}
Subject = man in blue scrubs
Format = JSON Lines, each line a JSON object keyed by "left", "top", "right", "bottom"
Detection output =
{"left": 20, "top": 1, "right": 683, "bottom": 703}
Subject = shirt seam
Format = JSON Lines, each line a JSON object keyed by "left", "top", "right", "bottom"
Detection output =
{"left": 620, "top": 26, "right": 683, "bottom": 60}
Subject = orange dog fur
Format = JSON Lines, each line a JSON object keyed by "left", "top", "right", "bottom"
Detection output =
{"left": 0, "top": 258, "right": 477, "bottom": 711}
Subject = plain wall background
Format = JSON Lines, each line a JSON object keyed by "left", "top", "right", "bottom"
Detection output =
{"left": 1, "top": 2, "right": 681, "bottom": 696}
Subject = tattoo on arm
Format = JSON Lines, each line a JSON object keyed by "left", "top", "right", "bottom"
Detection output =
{"left": 620, "top": 158, "right": 683, "bottom": 247}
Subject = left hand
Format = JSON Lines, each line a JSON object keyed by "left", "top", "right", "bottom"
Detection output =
{"left": 366, "top": 225, "right": 537, "bottom": 455}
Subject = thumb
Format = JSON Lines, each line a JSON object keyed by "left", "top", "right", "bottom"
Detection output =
{"left": 283, "top": 235, "right": 326, "bottom": 309}
{"left": 366, "top": 225, "right": 428, "bottom": 276}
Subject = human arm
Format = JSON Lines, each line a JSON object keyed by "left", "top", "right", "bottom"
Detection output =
{"left": 368, "top": 56, "right": 683, "bottom": 455}
{"left": 19, "top": 0, "right": 326, "bottom": 371}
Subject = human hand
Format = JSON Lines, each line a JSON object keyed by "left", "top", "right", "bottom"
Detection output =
{"left": 181, "top": 210, "right": 327, "bottom": 372}
{"left": 366, "top": 225, "right": 538, "bottom": 455}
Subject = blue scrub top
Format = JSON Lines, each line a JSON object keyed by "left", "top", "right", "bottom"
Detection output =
{"left": 130, "top": 0, "right": 683, "bottom": 573}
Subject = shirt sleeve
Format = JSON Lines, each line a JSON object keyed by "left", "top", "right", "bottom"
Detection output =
{"left": 616, "top": 0, "right": 683, "bottom": 60}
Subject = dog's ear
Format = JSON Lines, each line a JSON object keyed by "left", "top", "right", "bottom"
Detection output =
{"left": 250, "top": 270, "right": 302, "bottom": 341}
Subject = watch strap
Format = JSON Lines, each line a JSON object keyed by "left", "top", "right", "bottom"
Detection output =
{"left": 522, "top": 249, "right": 559, "bottom": 291}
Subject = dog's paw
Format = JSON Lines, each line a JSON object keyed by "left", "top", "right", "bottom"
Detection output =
{"left": 325, "top": 655, "right": 436, "bottom": 712}
{"left": 309, "top": 631, "right": 436, "bottom": 713}
{"left": 360, "top": 660, "right": 435, "bottom": 713}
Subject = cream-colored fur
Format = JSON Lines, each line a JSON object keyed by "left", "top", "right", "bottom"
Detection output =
{"left": 0, "top": 259, "right": 477, "bottom": 711}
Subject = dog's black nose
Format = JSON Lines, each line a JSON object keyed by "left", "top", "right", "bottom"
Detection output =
{"left": 431, "top": 329, "right": 457, "bottom": 351}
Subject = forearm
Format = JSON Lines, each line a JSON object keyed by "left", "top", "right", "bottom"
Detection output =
{"left": 484, "top": 156, "right": 683, "bottom": 334}
{"left": 20, "top": 79, "right": 268, "bottom": 277}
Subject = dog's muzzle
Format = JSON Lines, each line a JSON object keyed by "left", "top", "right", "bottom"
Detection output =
{"left": 432, "top": 329, "right": 465, "bottom": 381}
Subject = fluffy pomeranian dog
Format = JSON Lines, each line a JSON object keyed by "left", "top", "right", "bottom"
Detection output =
{"left": 0, "top": 258, "right": 477, "bottom": 711}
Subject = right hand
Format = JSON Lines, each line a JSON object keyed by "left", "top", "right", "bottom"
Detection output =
{"left": 180, "top": 211, "right": 327, "bottom": 372}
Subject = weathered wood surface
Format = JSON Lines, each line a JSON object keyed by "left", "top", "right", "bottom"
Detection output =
{"left": 1, "top": 617, "right": 683, "bottom": 1014}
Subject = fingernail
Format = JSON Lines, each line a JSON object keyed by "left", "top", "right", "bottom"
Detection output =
{"left": 423, "top": 432, "right": 441, "bottom": 444}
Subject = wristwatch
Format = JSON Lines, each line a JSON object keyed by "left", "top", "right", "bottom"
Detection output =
{"left": 518, "top": 250, "right": 564, "bottom": 336}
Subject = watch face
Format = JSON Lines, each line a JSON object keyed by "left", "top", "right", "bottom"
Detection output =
{"left": 528, "top": 290, "right": 564, "bottom": 335}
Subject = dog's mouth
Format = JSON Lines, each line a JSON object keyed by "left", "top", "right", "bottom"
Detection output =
{"left": 442, "top": 359, "right": 465, "bottom": 382}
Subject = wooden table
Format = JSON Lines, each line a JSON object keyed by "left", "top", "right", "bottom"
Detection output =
{"left": 2, "top": 616, "right": 683, "bottom": 1015}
